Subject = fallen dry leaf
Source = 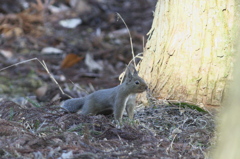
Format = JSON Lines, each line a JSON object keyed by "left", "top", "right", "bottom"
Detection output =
{"left": 61, "top": 53, "right": 83, "bottom": 68}
{"left": 85, "top": 53, "right": 103, "bottom": 72}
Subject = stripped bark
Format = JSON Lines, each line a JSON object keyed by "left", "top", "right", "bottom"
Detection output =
{"left": 139, "top": 0, "right": 237, "bottom": 107}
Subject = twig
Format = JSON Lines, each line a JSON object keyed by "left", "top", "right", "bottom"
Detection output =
{"left": 0, "top": 57, "right": 72, "bottom": 99}
{"left": 142, "top": 36, "right": 145, "bottom": 52}
{"left": 116, "top": 13, "right": 136, "bottom": 68}
{"left": 116, "top": 13, "right": 147, "bottom": 85}
{"left": 166, "top": 134, "right": 177, "bottom": 154}
{"left": 69, "top": 80, "right": 89, "bottom": 95}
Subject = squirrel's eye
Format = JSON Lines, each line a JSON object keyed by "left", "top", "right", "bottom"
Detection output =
{"left": 135, "top": 81, "right": 140, "bottom": 85}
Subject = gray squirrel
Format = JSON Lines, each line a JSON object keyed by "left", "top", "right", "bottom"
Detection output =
{"left": 61, "top": 65, "right": 147, "bottom": 123}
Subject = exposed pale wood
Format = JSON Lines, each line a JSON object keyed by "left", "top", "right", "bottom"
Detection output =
{"left": 139, "top": 0, "right": 237, "bottom": 106}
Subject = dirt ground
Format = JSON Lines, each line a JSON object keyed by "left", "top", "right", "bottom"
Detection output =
{"left": 0, "top": 0, "right": 215, "bottom": 158}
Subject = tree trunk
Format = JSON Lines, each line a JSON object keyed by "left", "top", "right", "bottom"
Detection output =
{"left": 212, "top": 31, "right": 240, "bottom": 158}
{"left": 139, "top": 0, "right": 237, "bottom": 107}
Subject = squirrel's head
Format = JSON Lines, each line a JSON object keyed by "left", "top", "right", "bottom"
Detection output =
{"left": 123, "top": 65, "right": 148, "bottom": 93}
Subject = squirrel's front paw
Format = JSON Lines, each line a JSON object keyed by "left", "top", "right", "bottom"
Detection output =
{"left": 112, "top": 120, "right": 122, "bottom": 129}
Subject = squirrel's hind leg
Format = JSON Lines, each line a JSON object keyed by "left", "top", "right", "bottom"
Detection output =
{"left": 80, "top": 102, "right": 98, "bottom": 115}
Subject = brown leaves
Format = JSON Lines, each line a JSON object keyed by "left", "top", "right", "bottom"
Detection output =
{"left": 61, "top": 53, "right": 83, "bottom": 69}
{"left": 0, "top": 0, "right": 46, "bottom": 38}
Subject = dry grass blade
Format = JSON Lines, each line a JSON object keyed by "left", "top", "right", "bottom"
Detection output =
{"left": 116, "top": 13, "right": 136, "bottom": 68}
{"left": 0, "top": 58, "right": 72, "bottom": 98}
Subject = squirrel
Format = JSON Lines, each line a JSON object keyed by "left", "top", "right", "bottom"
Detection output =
{"left": 61, "top": 65, "right": 148, "bottom": 124}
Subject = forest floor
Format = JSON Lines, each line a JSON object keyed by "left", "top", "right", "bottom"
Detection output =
{"left": 0, "top": 0, "right": 216, "bottom": 158}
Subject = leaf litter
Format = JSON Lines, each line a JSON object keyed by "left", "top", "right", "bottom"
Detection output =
{"left": 0, "top": 98, "right": 215, "bottom": 158}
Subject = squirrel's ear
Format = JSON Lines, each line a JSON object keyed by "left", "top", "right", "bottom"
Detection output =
{"left": 122, "top": 66, "right": 132, "bottom": 83}
{"left": 123, "top": 66, "right": 133, "bottom": 82}
{"left": 128, "top": 63, "right": 138, "bottom": 75}
{"left": 132, "top": 66, "right": 138, "bottom": 75}
{"left": 126, "top": 66, "right": 133, "bottom": 78}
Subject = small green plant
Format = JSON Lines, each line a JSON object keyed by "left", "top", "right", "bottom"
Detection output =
{"left": 9, "top": 107, "right": 15, "bottom": 121}
{"left": 175, "top": 102, "right": 207, "bottom": 113}
{"left": 68, "top": 124, "right": 84, "bottom": 135}
{"left": 123, "top": 117, "right": 139, "bottom": 126}
{"left": 90, "top": 130, "right": 102, "bottom": 136}
{"left": 25, "top": 97, "right": 42, "bottom": 107}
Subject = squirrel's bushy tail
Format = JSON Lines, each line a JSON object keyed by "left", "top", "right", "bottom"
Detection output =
{"left": 61, "top": 98, "right": 85, "bottom": 113}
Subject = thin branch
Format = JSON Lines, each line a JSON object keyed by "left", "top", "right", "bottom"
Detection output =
{"left": 0, "top": 57, "right": 72, "bottom": 99}
{"left": 116, "top": 13, "right": 136, "bottom": 68}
